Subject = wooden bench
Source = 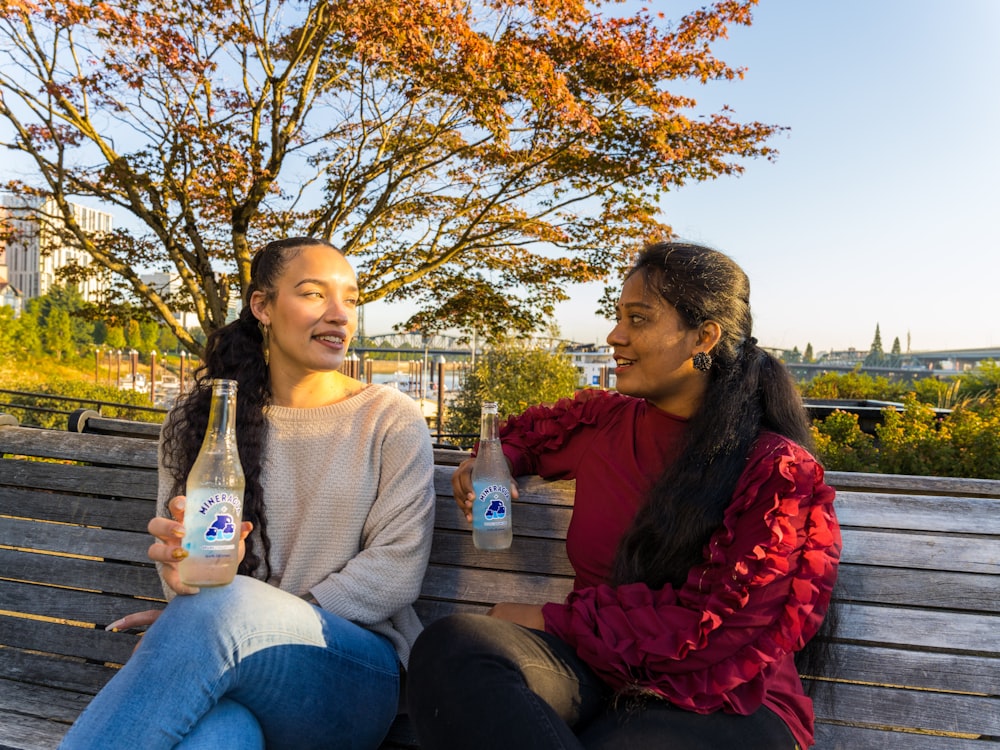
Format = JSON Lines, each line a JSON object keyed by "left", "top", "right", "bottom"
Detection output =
{"left": 1, "top": 413, "right": 997, "bottom": 749}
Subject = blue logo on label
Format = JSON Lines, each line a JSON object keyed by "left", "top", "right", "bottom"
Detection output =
{"left": 205, "top": 513, "right": 236, "bottom": 542}
{"left": 484, "top": 498, "right": 507, "bottom": 520}
{"left": 477, "top": 483, "right": 510, "bottom": 523}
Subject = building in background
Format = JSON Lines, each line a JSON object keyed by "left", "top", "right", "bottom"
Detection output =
{"left": 565, "top": 343, "right": 616, "bottom": 389}
{"left": 0, "top": 194, "right": 112, "bottom": 302}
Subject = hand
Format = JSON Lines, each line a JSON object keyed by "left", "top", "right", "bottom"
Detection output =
{"left": 487, "top": 602, "right": 545, "bottom": 630}
{"left": 147, "top": 495, "right": 253, "bottom": 596}
{"left": 105, "top": 608, "right": 163, "bottom": 633}
{"left": 105, "top": 608, "right": 165, "bottom": 656}
{"left": 451, "top": 457, "right": 519, "bottom": 522}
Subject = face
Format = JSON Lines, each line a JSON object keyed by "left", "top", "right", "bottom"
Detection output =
{"left": 250, "top": 244, "right": 359, "bottom": 377}
{"left": 607, "top": 273, "right": 710, "bottom": 416}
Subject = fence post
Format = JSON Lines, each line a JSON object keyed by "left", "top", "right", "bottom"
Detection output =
{"left": 436, "top": 356, "right": 446, "bottom": 442}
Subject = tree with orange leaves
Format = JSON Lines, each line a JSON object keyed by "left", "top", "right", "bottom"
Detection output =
{"left": 0, "top": 0, "right": 778, "bottom": 352}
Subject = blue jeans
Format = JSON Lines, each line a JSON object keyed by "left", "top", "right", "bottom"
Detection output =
{"left": 59, "top": 576, "right": 400, "bottom": 750}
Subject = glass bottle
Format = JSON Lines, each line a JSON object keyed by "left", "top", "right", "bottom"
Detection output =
{"left": 471, "top": 401, "right": 513, "bottom": 550}
{"left": 179, "top": 379, "right": 245, "bottom": 586}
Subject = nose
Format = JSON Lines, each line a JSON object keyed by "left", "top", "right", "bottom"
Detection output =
{"left": 324, "top": 296, "right": 351, "bottom": 325}
{"left": 606, "top": 321, "right": 626, "bottom": 346}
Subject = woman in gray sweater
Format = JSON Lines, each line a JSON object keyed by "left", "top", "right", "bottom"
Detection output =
{"left": 59, "top": 238, "right": 436, "bottom": 750}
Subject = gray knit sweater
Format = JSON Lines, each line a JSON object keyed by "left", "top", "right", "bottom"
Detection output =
{"left": 158, "top": 384, "right": 436, "bottom": 667}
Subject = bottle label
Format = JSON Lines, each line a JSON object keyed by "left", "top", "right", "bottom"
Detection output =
{"left": 193, "top": 491, "right": 242, "bottom": 545}
{"left": 475, "top": 483, "right": 510, "bottom": 528}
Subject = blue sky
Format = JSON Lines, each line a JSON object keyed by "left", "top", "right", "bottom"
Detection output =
{"left": 367, "top": 0, "right": 1000, "bottom": 354}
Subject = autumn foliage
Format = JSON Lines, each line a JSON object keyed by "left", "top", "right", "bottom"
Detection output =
{"left": 0, "top": 0, "right": 778, "bottom": 351}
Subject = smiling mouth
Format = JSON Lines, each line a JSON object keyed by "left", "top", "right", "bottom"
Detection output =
{"left": 614, "top": 357, "right": 634, "bottom": 369}
{"left": 315, "top": 335, "right": 345, "bottom": 345}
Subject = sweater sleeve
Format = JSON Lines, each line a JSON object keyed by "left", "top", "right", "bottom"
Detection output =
{"left": 541, "top": 436, "right": 841, "bottom": 715}
{"left": 310, "top": 400, "right": 436, "bottom": 626}
{"left": 497, "top": 389, "right": 622, "bottom": 478}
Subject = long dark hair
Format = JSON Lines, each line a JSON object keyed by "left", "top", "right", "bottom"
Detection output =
{"left": 160, "top": 236, "right": 341, "bottom": 579}
{"left": 610, "top": 242, "right": 813, "bottom": 588}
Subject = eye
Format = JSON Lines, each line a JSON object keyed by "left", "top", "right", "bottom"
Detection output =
{"left": 629, "top": 314, "right": 645, "bottom": 324}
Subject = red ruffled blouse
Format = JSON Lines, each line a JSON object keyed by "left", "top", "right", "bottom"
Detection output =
{"left": 497, "top": 390, "right": 841, "bottom": 749}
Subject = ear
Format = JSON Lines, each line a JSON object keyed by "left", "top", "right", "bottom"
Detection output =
{"left": 249, "top": 290, "right": 270, "bottom": 325}
{"left": 697, "top": 320, "right": 723, "bottom": 352}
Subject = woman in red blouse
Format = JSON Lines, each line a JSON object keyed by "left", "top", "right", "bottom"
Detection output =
{"left": 407, "top": 242, "right": 841, "bottom": 749}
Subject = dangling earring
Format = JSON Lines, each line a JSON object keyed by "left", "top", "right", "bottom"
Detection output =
{"left": 259, "top": 322, "right": 270, "bottom": 366}
{"left": 692, "top": 351, "right": 712, "bottom": 372}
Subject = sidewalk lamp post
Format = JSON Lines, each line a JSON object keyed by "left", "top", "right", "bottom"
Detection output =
{"left": 179, "top": 351, "right": 187, "bottom": 393}
{"left": 436, "top": 355, "right": 446, "bottom": 442}
{"left": 94, "top": 347, "right": 100, "bottom": 382}
{"left": 150, "top": 351, "right": 157, "bottom": 404}
{"left": 129, "top": 350, "right": 138, "bottom": 390}
{"left": 116, "top": 350, "right": 122, "bottom": 388}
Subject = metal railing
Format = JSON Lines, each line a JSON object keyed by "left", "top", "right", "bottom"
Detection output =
{"left": 0, "top": 388, "right": 167, "bottom": 425}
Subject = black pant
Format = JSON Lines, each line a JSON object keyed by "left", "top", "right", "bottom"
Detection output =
{"left": 407, "top": 614, "right": 798, "bottom": 750}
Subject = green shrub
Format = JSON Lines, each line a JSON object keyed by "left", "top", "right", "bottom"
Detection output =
{"left": 1, "top": 377, "right": 164, "bottom": 428}
{"left": 810, "top": 411, "right": 879, "bottom": 473}
{"left": 444, "top": 342, "right": 578, "bottom": 442}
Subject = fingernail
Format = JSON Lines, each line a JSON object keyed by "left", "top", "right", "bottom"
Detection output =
{"left": 106, "top": 619, "right": 125, "bottom": 632}
{"left": 175, "top": 498, "right": 186, "bottom": 510}
{"left": 172, "top": 548, "right": 188, "bottom": 560}
{"left": 173, "top": 526, "right": 186, "bottom": 537}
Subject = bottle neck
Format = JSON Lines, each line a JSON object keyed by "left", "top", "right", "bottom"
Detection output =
{"left": 479, "top": 409, "right": 499, "bottom": 442}
{"left": 205, "top": 381, "right": 238, "bottom": 445}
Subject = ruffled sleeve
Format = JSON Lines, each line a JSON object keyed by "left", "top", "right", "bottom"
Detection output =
{"left": 541, "top": 434, "right": 841, "bottom": 715}
{"left": 498, "top": 389, "right": 627, "bottom": 479}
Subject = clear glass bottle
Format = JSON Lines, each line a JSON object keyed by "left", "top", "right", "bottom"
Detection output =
{"left": 471, "top": 401, "right": 513, "bottom": 550}
{"left": 179, "top": 379, "right": 245, "bottom": 586}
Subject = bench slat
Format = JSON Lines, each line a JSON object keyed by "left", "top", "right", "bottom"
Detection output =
{"left": 0, "top": 427, "right": 158, "bottom": 469}
{"left": 427, "top": 529, "right": 573, "bottom": 577}
{"left": 825, "top": 470, "right": 1000, "bottom": 497}
{"left": 420, "top": 564, "right": 573, "bottom": 607}
{"left": 0, "top": 487, "right": 154, "bottom": 531}
{"left": 835, "top": 564, "right": 999, "bottom": 613}
{"left": 0, "top": 460, "right": 157, "bottom": 501}
{"left": 810, "top": 680, "right": 999, "bottom": 737}
{"left": 432, "top": 497, "right": 573, "bottom": 539}
{"left": 813, "top": 722, "right": 994, "bottom": 750}
{"left": 0, "top": 517, "right": 152, "bottom": 563}
{"left": 0, "top": 613, "right": 139, "bottom": 666}
{"left": 0, "top": 548, "right": 164, "bottom": 599}
{"left": 836, "top": 490, "right": 1000, "bottom": 534}
{"left": 0, "top": 581, "right": 163, "bottom": 644}
{"left": 840, "top": 528, "right": 999, "bottom": 575}
{"left": 833, "top": 603, "right": 998, "bottom": 654}
{"left": 817, "top": 643, "right": 1000, "bottom": 695}
{"left": 0, "top": 650, "right": 114, "bottom": 696}
{"left": 0, "top": 708, "right": 70, "bottom": 750}
{"left": 0, "top": 681, "right": 93, "bottom": 725}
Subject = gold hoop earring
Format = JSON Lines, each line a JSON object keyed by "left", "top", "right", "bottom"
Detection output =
{"left": 259, "top": 322, "right": 270, "bottom": 366}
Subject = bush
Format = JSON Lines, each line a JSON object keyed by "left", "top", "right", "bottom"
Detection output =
{"left": 801, "top": 370, "right": 907, "bottom": 401}
{"left": 810, "top": 411, "right": 879, "bottom": 472}
{"left": 1, "top": 377, "right": 164, "bottom": 428}
{"left": 445, "top": 342, "right": 578, "bottom": 441}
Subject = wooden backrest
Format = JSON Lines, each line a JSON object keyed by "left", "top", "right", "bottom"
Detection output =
{"left": 0, "top": 424, "right": 161, "bottom": 690}
{"left": 808, "top": 471, "right": 1000, "bottom": 748}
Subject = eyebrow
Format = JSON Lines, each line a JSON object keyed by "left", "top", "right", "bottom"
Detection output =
{"left": 295, "top": 278, "right": 360, "bottom": 293}
{"left": 617, "top": 300, "right": 656, "bottom": 311}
